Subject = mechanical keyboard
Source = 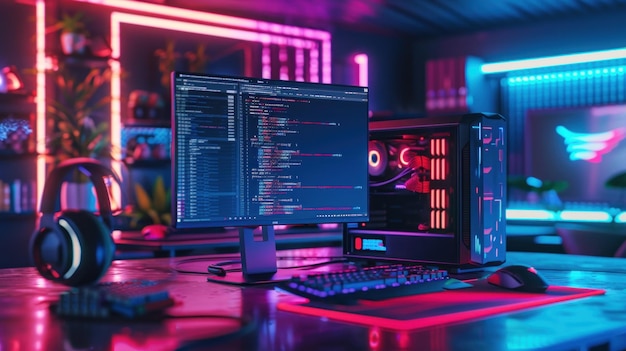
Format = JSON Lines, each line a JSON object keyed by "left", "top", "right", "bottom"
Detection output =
{"left": 278, "top": 264, "right": 450, "bottom": 305}
{"left": 55, "top": 279, "right": 174, "bottom": 319}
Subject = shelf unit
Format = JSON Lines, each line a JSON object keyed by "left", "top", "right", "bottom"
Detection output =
{"left": 0, "top": 92, "right": 37, "bottom": 215}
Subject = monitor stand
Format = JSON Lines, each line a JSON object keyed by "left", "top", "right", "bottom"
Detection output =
{"left": 206, "top": 225, "right": 293, "bottom": 285}
{"left": 239, "top": 225, "right": 277, "bottom": 281}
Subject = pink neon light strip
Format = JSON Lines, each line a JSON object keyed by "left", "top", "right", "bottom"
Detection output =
{"left": 262, "top": 43, "right": 271, "bottom": 79}
{"left": 35, "top": 0, "right": 46, "bottom": 208}
{"left": 76, "top": 0, "right": 330, "bottom": 39}
{"left": 109, "top": 11, "right": 326, "bottom": 193}
{"left": 310, "top": 43, "right": 319, "bottom": 83}
{"left": 277, "top": 286, "right": 604, "bottom": 331}
{"left": 353, "top": 53, "right": 369, "bottom": 87}
{"left": 279, "top": 45, "right": 289, "bottom": 80}
{"left": 112, "top": 13, "right": 307, "bottom": 47}
{"left": 37, "top": 0, "right": 333, "bottom": 204}
{"left": 295, "top": 47, "right": 305, "bottom": 81}
{"left": 110, "top": 11, "right": 321, "bottom": 155}
{"left": 73, "top": 0, "right": 331, "bottom": 83}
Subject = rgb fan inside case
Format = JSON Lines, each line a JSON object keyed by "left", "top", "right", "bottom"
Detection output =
{"left": 344, "top": 113, "right": 507, "bottom": 271}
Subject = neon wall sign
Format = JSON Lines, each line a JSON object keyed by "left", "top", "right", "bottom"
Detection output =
{"left": 556, "top": 125, "right": 626, "bottom": 162}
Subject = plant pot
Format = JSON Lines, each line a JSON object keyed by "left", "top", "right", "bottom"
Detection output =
{"left": 60, "top": 32, "right": 87, "bottom": 55}
{"left": 61, "top": 181, "right": 98, "bottom": 212}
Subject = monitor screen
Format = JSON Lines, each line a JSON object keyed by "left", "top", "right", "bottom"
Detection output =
{"left": 171, "top": 72, "right": 370, "bottom": 230}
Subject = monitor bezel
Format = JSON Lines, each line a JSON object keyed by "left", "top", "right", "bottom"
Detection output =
{"left": 170, "top": 71, "right": 370, "bottom": 230}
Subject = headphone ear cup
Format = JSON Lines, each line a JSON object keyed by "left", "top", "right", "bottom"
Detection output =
{"left": 31, "top": 210, "right": 114, "bottom": 286}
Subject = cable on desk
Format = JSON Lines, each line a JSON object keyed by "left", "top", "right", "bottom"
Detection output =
{"left": 207, "top": 257, "right": 350, "bottom": 277}
{"left": 207, "top": 260, "right": 242, "bottom": 276}
{"left": 171, "top": 256, "right": 239, "bottom": 275}
{"left": 172, "top": 255, "right": 349, "bottom": 275}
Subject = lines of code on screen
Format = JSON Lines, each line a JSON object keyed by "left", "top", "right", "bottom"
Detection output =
{"left": 172, "top": 73, "right": 369, "bottom": 228}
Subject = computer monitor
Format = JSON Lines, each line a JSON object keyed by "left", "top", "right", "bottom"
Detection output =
{"left": 171, "top": 72, "right": 370, "bottom": 282}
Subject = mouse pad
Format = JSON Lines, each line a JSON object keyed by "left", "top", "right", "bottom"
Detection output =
{"left": 276, "top": 280, "right": 605, "bottom": 331}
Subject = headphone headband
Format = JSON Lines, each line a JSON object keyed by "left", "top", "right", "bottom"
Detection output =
{"left": 40, "top": 158, "right": 121, "bottom": 229}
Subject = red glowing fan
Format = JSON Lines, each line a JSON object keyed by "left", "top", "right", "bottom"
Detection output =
{"left": 368, "top": 140, "right": 388, "bottom": 177}
{"left": 405, "top": 155, "right": 430, "bottom": 193}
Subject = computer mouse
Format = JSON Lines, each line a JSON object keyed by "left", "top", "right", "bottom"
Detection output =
{"left": 487, "top": 264, "right": 549, "bottom": 293}
{"left": 141, "top": 224, "right": 170, "bottom": 240}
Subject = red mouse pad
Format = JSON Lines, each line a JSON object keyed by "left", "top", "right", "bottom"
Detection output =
{"left": 277, "top": 280, "right": 605, "bottom": 331}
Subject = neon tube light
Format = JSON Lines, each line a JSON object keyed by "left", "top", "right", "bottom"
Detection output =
{"left": 76, "top": 0, "right": 330, "bottom": 39}
{"left": 558, "top": 210, "right": 613, "bottom": 222}
{"left": 109, "top": 12, "right": 322, "bottom": 191}
{"left": 110, "top": 11, "right": 320, "bottom": 87}
{"left": 262, "top": 43, "right": 271, "bottom": 79}
{"left": 310, "top": 44, "right": 320, "bottom": 83}
{"left": 279, "top": 45, "right": 289, "bottom": 80}
{"left": 74, "top": 0, "right": 331, "bottom": 82}
{"left": 353, "top": 53, "right": 369, "bottom": 87}
{"left": 505, "top": 209, "right": 557, "bottom": 221}
{"left": 35, "top": 0, "right": 46, "bottom": 209}
{"left": 111, "top": 13, "right": 318, "bottom": 48}
{"left": 295, "top": 47, "right": 304, "bottom": 81}
{"left": 506, "top": 66, "right": 626, "bottom": 85}
{"left": 615, "top": 212, "right": 626, "bottom": 223}
{"left": 481, "top": 47, "right": 626, "bottom": 74}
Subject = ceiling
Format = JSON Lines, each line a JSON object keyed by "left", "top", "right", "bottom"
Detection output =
{"left": 165, "top": 0, "right": 626, "bottom": 37}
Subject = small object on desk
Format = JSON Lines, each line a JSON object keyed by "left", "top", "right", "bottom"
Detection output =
{"left": 277, "top": 264, "right": 452, "bottom": 305}
{"left": 487, "top": 264, "right": 550, "bottom": 293}
{"left": 54, "top": 279, "right": 174, "bottom": 319}
{"left": 142, "top": 224, "right": 170, "bottom": 240}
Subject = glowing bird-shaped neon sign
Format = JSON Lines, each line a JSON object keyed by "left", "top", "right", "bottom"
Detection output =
{"left": 555, "top": 125, "right": 626, "bottom": 162}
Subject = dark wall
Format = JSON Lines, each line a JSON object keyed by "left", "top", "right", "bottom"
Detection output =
{"left": 332, "top": 28, "right": 414, "bottom": 115}
{"left": 411, "top": 9, "right": 626, "bottom": 112}
{"left": 0, "top": 2, "right": 36, "bottom": 84}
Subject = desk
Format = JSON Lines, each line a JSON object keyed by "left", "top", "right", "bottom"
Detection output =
{"left": 113, "top": 227, "right": 343, "bottom": 258}
{"left": 2, "top": 250, "right": 626, "bottom": 351}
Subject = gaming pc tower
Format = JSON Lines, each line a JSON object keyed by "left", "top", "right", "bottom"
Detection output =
{"left": 344, "top": 113, "right": 507, "bottom": 271}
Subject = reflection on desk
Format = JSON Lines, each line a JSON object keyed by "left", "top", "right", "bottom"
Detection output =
{"left": 555, "top": 222, "right": 626, "bottom": 257}
{"left": 1, "top": 250, "right": 626, "bottom": 351}
{"left": 113, "top": 226, "right": 343, "bottom": 258}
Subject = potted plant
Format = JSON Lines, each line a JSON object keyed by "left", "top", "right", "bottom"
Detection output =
{"left": 46, "top": 66, "right": 112, "bottom": 210}
{"left": 130, "top": 176, "right": 171, "bottom": 229}
{"left": 185, "top": 44, "right": 208, "bottom": 73}
{"left": 154, "top": 39, "right": 179, "bottom": 89}
{"left": 49, "top": 12, "right": 88, "bottom": 55}
{"left": 508, "top": 175, "right": 568, "bottom": 211}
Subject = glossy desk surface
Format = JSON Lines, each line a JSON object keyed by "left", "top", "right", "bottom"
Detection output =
{"left": 2, "top": 249, "right": 626, "bottom": 351}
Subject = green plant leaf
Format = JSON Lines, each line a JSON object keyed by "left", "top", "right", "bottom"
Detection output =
{"left": 145, "top": 209, "right": 161, "bottom": 225}
{"left": 606, "top": 171, "right": 626, "bottom": 189}
{"left": 152, "top": 176, "right": 168, "bottom": 213}
{"left": 160, "top": 213, "right": 172, "bottom": 226}
{"left": 134, "top": 183, "right": 152, "bottom": 212}
{"left": 47, "top": 66, "right": 113, "bottom": 163}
